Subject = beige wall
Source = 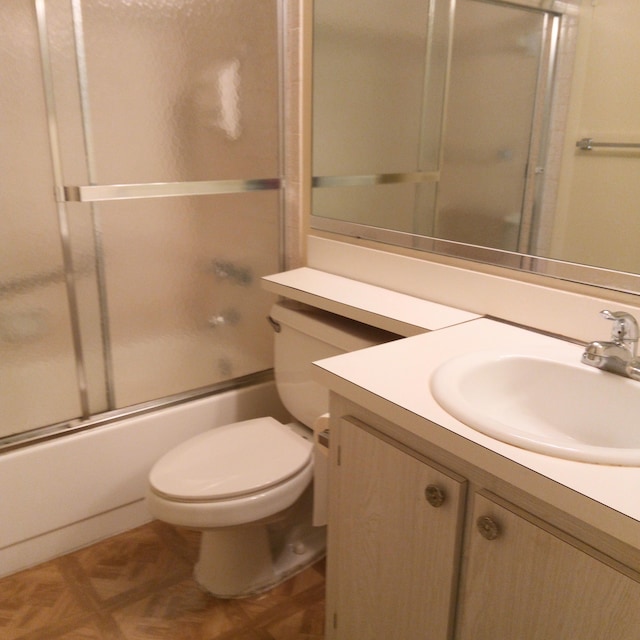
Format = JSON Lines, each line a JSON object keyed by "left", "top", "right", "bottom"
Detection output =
{"left": 553, "top": 0, "right": 640, "bottom": 274}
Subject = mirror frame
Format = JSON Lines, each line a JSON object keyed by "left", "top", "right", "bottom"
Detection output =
{"left": 310, "top": 215, "right": 640, "bottom": 297}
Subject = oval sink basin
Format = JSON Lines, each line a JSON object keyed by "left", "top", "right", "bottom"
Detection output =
{"left": 430, "top": 348, "right": 640, "bottom": 465}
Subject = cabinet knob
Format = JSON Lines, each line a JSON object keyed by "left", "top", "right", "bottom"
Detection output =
{"left": 477, "top": 516, "right": 500, "bottom": 540}
{"left": 425, "top": 484, "right": 446, "bottom": 507}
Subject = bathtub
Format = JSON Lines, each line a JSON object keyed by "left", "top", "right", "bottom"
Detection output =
{"left": 0, "top": 381, "right": 287, "bottom": 578}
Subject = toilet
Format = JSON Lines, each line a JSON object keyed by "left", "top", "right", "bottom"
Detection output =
{"left": 147, "top": 300, "right": 395, "bottom": 598}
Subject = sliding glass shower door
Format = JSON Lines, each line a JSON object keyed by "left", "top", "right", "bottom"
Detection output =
{"left": 1, "top": 0, "right": 87, "bottom": 437}
{"left": 1, "top": 0, "right": 282, "bottom": 443}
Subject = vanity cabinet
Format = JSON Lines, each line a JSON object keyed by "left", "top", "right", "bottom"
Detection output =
{"left": 327, "top": 417, "right": 640, "bottom": 640}
{"left": 328, "top": 418, "right": 466, "bottom": 639}
{"left": 458, "top": 493, "right": 640, "bottom": 639}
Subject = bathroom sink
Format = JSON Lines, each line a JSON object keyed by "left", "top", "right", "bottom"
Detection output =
{"left": 430, "top": 348, "right": 640, "bottom": 465}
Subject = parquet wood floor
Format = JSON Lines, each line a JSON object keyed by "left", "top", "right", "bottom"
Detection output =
{"left": 0, "top": 521, "right": 325, "bottom": 640}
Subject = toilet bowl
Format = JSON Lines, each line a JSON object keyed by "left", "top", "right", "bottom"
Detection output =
{"left": 147, "top": 300, "right": 397, "bottom": 598}
{"left": 148, "top": 416, "right": 323, "bottom": 597}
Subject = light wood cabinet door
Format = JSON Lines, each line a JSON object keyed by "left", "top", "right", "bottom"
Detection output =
{"left": 330, "top": 419, "right": 466, "bottom": 640}
{"left": 457, "top": 493, "right": 640, "bottom": 640}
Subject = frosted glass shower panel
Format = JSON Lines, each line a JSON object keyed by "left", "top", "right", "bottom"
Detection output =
{"left": 313, "top": 0, "right": 434, "bottom": 176}
{"left": 78, "top": 0, "right": 279, "bottom": 184}
{"left": 312, "top": 0, "right": 449, "bottom": 237}
{"left": 436, "top": 0, "right": 546, "bottom": 251}
{"left": 313, "top": 183, "right": 437, "bottom": 235}
{"left": 100, "top": 193, "right": 280, "bottom": 408}
{"left": 0, "top": 1, "right": 82, "bottom": 437}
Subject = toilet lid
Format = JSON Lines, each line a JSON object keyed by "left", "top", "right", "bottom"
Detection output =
{"left": 149, "top": 417, "right": 313, "bottom": 501}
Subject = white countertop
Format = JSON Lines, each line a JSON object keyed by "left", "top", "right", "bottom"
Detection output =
{"left": 313, "top": 317, "right": 640, "bottom": 548}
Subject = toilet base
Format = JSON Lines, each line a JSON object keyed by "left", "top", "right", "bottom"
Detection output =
{"left": 193, "top": 489, "right": 326, "bottom": 598}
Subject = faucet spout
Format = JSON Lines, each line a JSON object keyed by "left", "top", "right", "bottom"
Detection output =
{"left": 600, "top": 310, "right": 638, "bottom": 357}
{"left": 582, "top": 310, "right": 640, "bottom": 379}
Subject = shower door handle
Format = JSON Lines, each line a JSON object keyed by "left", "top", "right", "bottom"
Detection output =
{"left": 61, "top": 178, "right": 281, "bottom": 203}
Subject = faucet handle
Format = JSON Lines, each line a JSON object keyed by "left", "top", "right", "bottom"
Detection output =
{"left": 600, "top": 310, "right": 639, "bottom": 343}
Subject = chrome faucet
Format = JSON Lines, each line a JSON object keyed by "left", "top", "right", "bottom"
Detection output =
{"left": 582, "top": 310, "right": 640, "bottom": 380}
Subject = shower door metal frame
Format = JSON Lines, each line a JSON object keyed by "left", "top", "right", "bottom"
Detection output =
{"left": 35, "top": 0, "right": 91, "bottom": 418}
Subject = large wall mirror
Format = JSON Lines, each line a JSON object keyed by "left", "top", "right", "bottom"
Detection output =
{"left": 311, "top": 0, "right": 640, "bottom": 295}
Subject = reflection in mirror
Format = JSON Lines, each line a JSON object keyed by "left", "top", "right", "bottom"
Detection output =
{"left": 311, "top": 0, "right": 640, "bottom": 295}
{"left": 438, "top": 0, "right": 549, "bottom": 254}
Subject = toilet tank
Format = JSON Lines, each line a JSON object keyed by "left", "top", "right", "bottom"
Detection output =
{"left": 270, "top": 301, "right": 398, "bottom": 428}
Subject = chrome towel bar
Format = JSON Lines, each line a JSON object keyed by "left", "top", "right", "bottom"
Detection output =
{"left": 576, "top": 137, "right": 640, "bottom": 151}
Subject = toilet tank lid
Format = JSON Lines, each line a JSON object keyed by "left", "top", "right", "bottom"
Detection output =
{"left": 271, "top": 300, "right": 399, "bottom": 352}
{"left": 149, "top": 417, "right": 313, "bottom": 501}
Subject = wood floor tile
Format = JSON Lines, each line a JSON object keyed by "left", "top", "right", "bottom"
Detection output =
{"left": 0, "top": 562, "right": 89, "bottom": 640}
{"left": 0, "top": 522, "right": 326, "bottom": 640}
{"left": 237, "top": 562, "right": 326, "bottom": 625}
{"left": 110, "top": 577, "right": 249, "bottom": 640}
{"left": 151, "top": 522, "right": 200, "bottom": 566}
{"left": 69, "top": 525, "right": 192, "bottom": 604}
{"left": 26, "top": 615, "right": 123, "bottom": 640}
{"left": 42, "top": 621, "right": 107, "bottom": 640}
{"left": 262, "top": 602, "right": 326, "bottom": 640}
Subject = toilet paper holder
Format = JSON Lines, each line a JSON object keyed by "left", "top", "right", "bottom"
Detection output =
{"left": 317, "top": 428, "right": 330, "bottom": 448}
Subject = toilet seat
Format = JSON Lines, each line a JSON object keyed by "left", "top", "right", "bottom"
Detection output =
{"left": 149, "top": 417, "right": 312, "bottom": 503}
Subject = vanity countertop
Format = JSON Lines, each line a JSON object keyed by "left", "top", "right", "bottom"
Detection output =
{"left": 312, "top": 317, "right": 640, "bottom": 549}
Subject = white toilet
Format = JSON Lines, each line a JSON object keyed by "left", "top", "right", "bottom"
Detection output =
{"left": 147, "top": 300, "right": 395, "bottom": 598}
